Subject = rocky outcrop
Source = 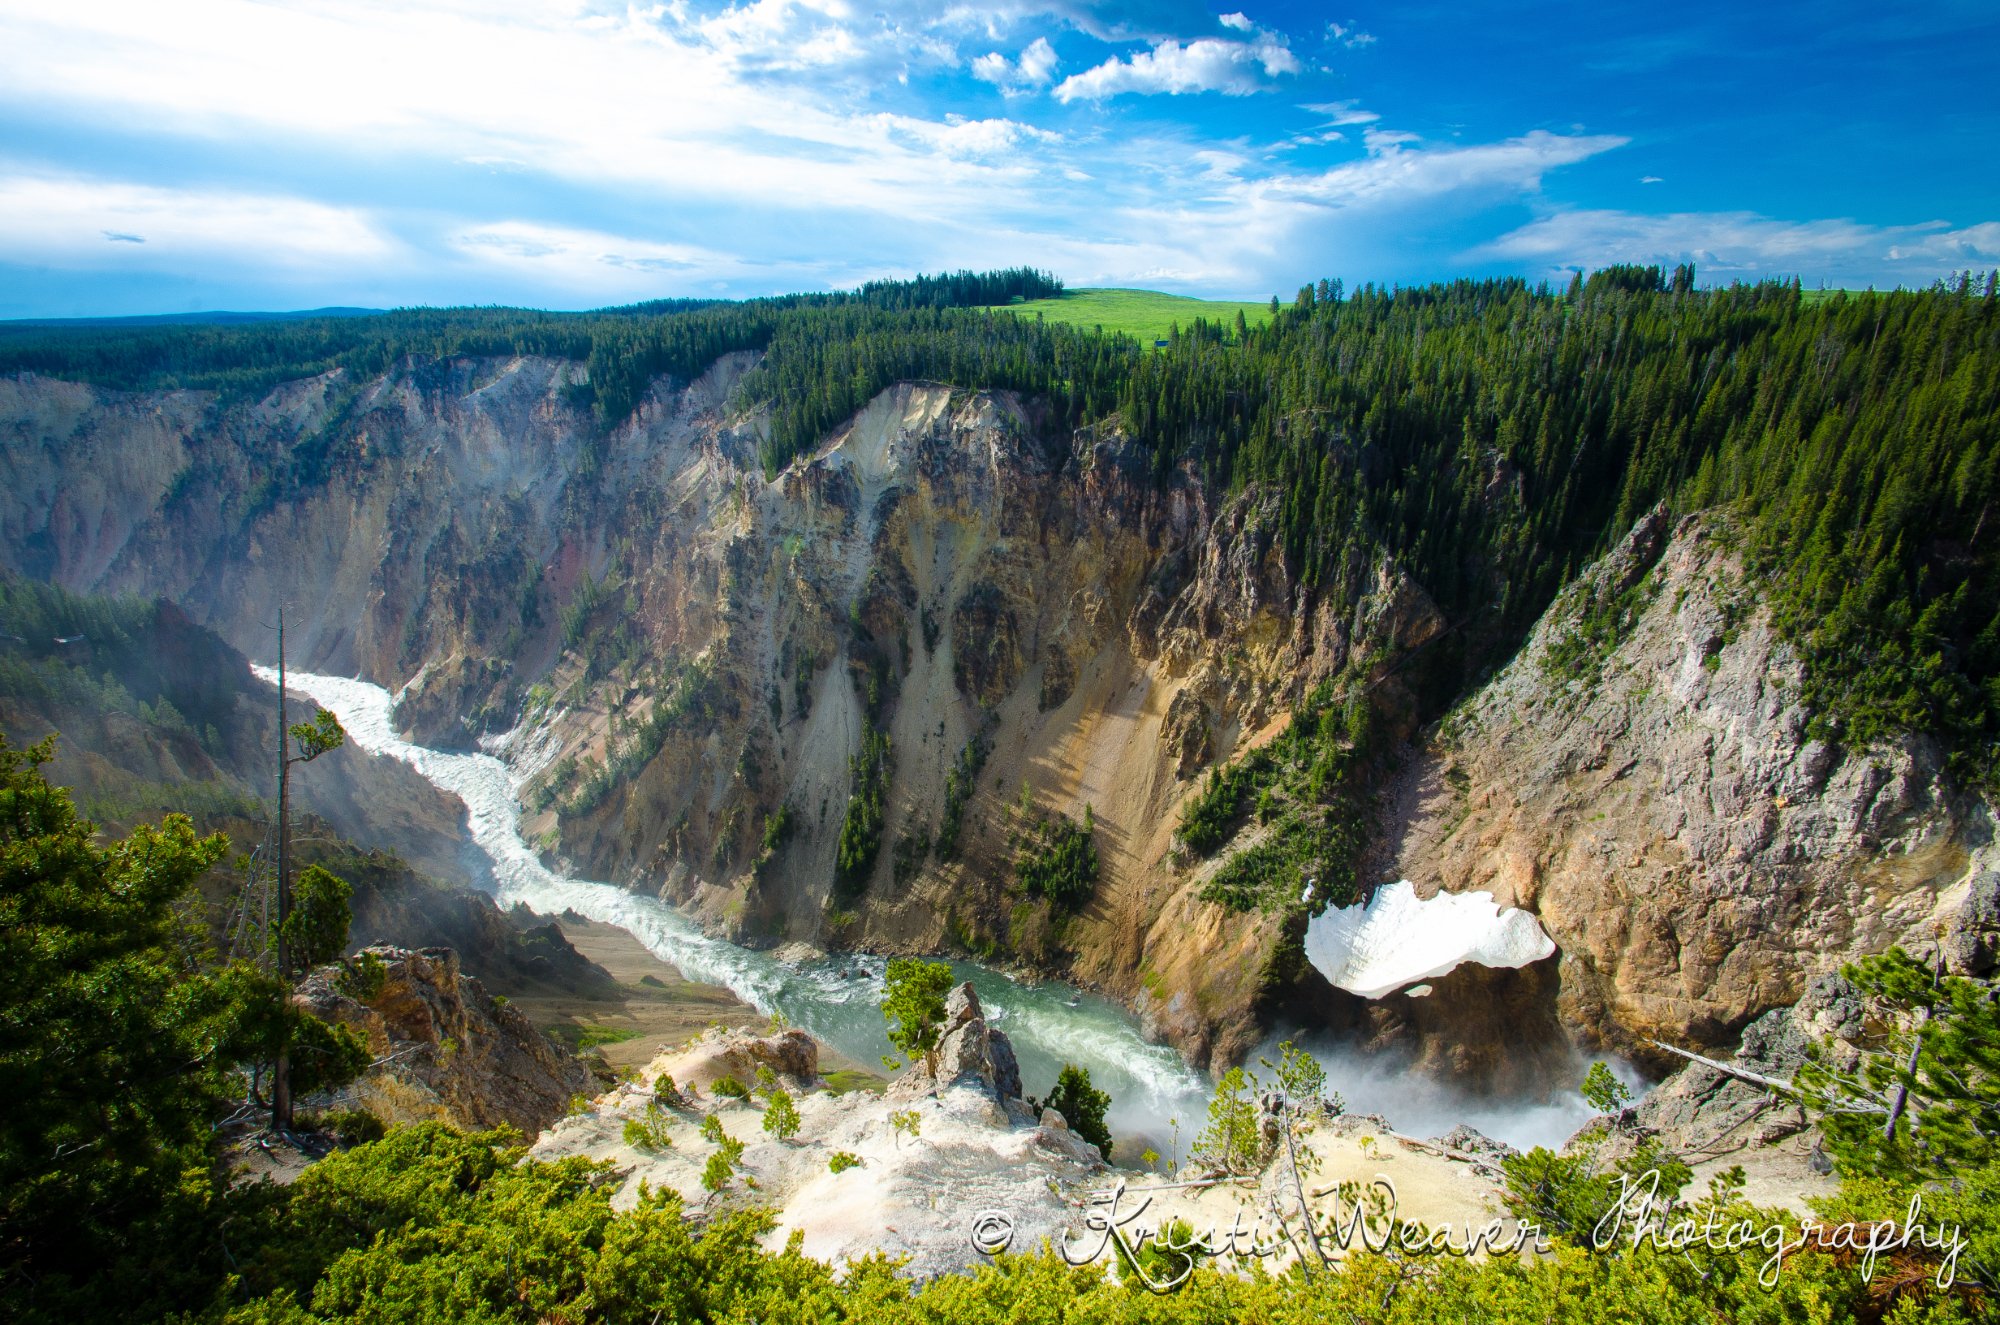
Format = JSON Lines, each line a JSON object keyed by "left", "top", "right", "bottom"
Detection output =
{"left": 1944, "top": 870, "right": 2000, "bottom": 977}
{"left": 888, "top": 982, "right": 1028, "bottom": 1119}
{"left": 644, "top": 1026, "right": 821, "bottom": 1094}
{"left": 535, "top": 1023, "right": 1123, "bottom": 1280}
{"left": 1032, "top": 1106, "right": 1105, "bottom": 1165}
{"left": 342, "top": 860, "right": 615, "bottom": 995}
{"left": 298, "top": 945, "right": 593, "bottom": 1136}
{"left": 1377, "top": 511, "right": 1992, "bottom": 1060}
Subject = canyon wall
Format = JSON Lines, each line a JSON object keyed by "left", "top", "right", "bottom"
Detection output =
{"left": 3, "top": 359, "right": 1986, "bottom": 1076}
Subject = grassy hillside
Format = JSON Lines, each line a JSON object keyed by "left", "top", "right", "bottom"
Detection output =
{"left": 999, "top": 287, "right": 1274, "bottom": 342}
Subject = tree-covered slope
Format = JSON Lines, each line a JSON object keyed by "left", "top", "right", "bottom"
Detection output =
{"left": 5, "top": 266, "right": 1990, "bottom": 776}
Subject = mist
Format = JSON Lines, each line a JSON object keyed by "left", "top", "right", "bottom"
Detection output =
{"left": 1261, "top": 1030, "right": 1650, "bottom": 1153}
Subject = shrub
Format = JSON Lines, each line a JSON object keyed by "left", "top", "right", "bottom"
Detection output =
{"left": 1191, "top": 1066, "right": 1261, "bottom": 1175}
{"left": 335, "top": 950, "right": 388, "bottom": 1001}
{"left": 827, "top": 1150, "right": 861, "bottom": 1173}
{"left": 1013, "top": 803, "right": 1099, "bottom": 912}
{"left": 761, "top": 1089, "right": 800, "bottom": 1142}
{"left": 325, "top": 1109, "right": 386, "bottom": 1148}
{"left": 701, "top": 1132, "right": 746, "bottom": 1195}
{"left": 881, "top": 958, "right": 954, "bottom": 1071}
{"left": 712, "top": 1075, "right": 750, "bottom": 1100}
{"left": 623, "top": 1099, "right": 674, "bottom": 1151}
{"left": 1032, "top": 1064, "right": 1113, "bottom": 1161}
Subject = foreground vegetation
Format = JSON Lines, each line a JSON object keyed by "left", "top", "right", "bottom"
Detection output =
{"left": 3, "top": 740, "right": 1997, "bottom": 1321}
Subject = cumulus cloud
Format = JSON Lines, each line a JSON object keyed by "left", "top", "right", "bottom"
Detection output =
{"left": 1326, "top": 21, "right": 1375, "bottom": 48}
{"left": 971, "top": 36, "right": 1058, "bottom": 91}
{"left": 1052, "top": 27, "right": 1300, "bottom": 100}
{"left": 1218, "top": 12, "right": 1253, "bottom": 31}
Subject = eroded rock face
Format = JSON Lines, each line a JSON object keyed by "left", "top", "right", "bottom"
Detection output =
{"left": 1033, "top": 1105, "right": 1105, "bottom": 1166}
{"left": 1378, "top": 511, "right": 1993, "bottom": 1058}
{"left": 889, "top": 982, "right": 1026, "bottom": 1106}
{"left": 641, "top": 1027, "right": 820, "bottom": 1094}
{"left": 0, "top": 365, "right": 1482, "bottom": 1077}
{"left": 297, "top": 944, "right": 592, "bottom": 1136}
{"left": 14, "top": 362, "right": 1987, "bottom": 1089}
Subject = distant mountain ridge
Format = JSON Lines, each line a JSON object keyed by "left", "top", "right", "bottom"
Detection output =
{"left": 0, "top": 306, "right": 383, "bottom": 327}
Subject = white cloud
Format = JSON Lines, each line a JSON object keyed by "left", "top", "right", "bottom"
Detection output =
{"left": 0, "top": 172, "right": 395, "bottom": 269}
{"left": 11, "top": 0, "right": 1967, "bottom": 310}
{"left": 1477, "top": 209, "right": 2000, "bottom": 281}
{"left": 1254, "top": 129, "right": 1626, "bottom": 211}
{"left": 871, "top": 112, "right": 1061, "bottom": 158}
{"left": 1886, "top": 221, "right": 2000, "bottom": 264}
{"left": 971, "top": 36, "right": 1058, "bottom": 91}
{"left": 1362, "top": 127, "right": 1420, "bottom": 149}
{"left": 449, "top": 220, "right": 750, "bottom": 291}
{"left": 1326, "top": 21, "right": 1375, "bottom": 48}
{"left": 1639, "top": 175, "right": 1663, "bottom": 184}
{"left": 1301, "top": 99, "right": 1379, "bottom": 126}
{"left": 1053, "top": 29, "right": 1300, "bottom": 100}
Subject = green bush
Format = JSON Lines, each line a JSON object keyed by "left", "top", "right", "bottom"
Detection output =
{"left": 761, "top": 1088, "right": 800, "bottom": 1142}
{"left": 1013, "top": 803, "right": 1098, "bottom": 912}
{"left": 623, "top": 1099, "right": 674, "bottom": 1151}
{"left": 881, "top": 958, "right": 953, "bottom": 1070}
{"left": 325, "top": 1109, "right": 386, "bottom": 1148}
{"left": 1031, "top": 1064, "right": 1113, "bottom": 1162}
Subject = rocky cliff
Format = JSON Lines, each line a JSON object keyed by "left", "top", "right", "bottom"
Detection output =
{"left": 2, "top": 360, "right": 1987, "bottom": 1082}
{"left": 1373, "top": 510, "right": 1993, "bottom": 1064}
{"left": 298, "top": 944, "right": 594, "bottom": 1135}
{"left": 0, "top": 361, "right": 1426, "bottom": 1071}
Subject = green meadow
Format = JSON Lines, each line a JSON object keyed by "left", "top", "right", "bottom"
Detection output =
{"left": 999, "top": 287, "right": 1275, "bottom": 343}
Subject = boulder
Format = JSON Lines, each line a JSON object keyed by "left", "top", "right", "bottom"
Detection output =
{"left": 1035, "top": 1106, "right": 1105, "bottom": 1166}
{"left": 1946, "top": 871, "right": 2000, "bottom": 976}
{"left": 647, "top": 1027, "right": 820, "bottom": 1094}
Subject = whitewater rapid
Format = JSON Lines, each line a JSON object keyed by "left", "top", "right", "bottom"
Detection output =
{"left": 255, "top": 666, "right": 1210, "bottom": 1138}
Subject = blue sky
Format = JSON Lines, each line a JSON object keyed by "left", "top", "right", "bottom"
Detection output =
{"left": 1, "top": 0, "right": 1995, "bottom": 317}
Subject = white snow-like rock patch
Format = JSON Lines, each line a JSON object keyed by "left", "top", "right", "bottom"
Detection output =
{"left": 1303, "top": 881, "right": 1556, "bottom": 999}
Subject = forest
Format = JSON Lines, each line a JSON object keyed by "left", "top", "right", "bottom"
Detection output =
{"left": 4, "top": 265, "right": 1993, "bottom": 782}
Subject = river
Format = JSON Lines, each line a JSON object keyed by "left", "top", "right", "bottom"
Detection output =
{"left": 256, "top": 666, "right": 1212, "bottom": 1147}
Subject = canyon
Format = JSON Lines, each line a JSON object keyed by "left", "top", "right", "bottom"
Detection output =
{"left": 1, "top": 352, "right": 1989, "bottom": 1088}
